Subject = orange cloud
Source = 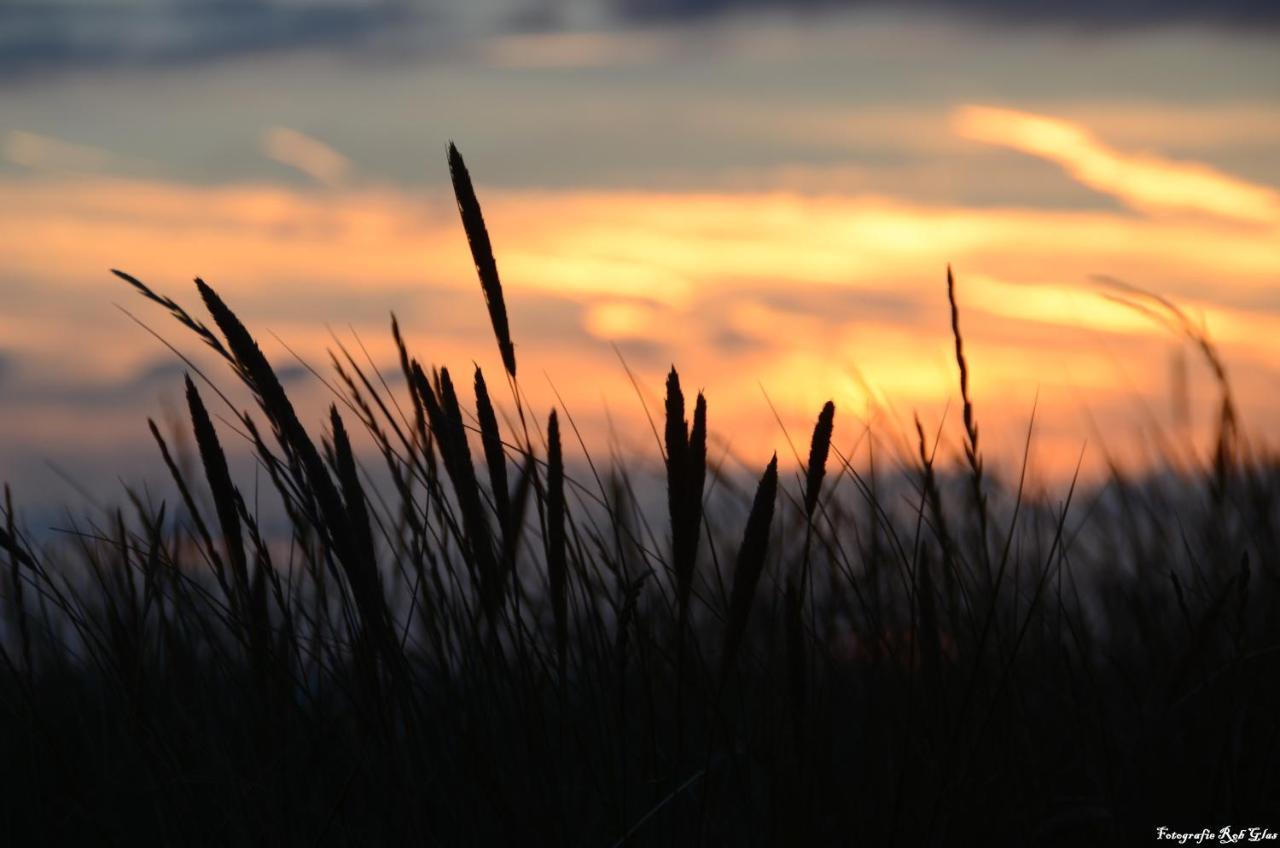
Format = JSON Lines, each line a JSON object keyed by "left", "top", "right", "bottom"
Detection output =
{"left": 2, "top": 153, "right": 1277, "bottom": 484}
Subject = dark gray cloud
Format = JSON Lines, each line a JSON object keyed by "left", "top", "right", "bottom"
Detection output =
{"left": 3, "top": 0, "right": 1274, "bottom": 81}
{"left": 752, "top": 287, "right": 924, "bottom": 325}
{"left": 1, "top": 356, "right": 306, "bottom": 410}
{"left": 0, "top": 0, "right": 412, "bottom": 79}
{"left": 707, "top": 328, "right": 767, "bottom": 356}
{"left": 617, "top": 0, "right": 1280, "bottom": 29}
{"left": 126, "top": 358, "right": 307, "bottom": 388}
{"left": 610, "top": 338, "right": 668, "bottom": 365}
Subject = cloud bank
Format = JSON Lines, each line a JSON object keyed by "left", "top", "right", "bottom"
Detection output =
{"left": 0, "top": 0, "right": 408, "bottom": 78}
{"left": 3, "top": 0, "right": 1276, "bottom": 79}
{"left": 616, "top": 0, "right": 1280, "bottom": 28}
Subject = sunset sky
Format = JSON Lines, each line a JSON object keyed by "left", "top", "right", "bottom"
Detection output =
{"left": 2, "top": 1, "right": 1279, "bottom": 507}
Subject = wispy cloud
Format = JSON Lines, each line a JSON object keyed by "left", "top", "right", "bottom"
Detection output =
{"left": 262, "top": 127, "right": 351, "bottom": 186}
{"left": 481, "top": 31, "right": 673, "bottom": 68}
{"left": 4, "top": 131, "right": 112, "bottom": 173}
{"left": 954, "top": 104, "right": 1280, "bottom": 225}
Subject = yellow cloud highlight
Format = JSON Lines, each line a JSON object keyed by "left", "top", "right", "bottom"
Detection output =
{"left": 954, "top": 104, "right": 1280, "bottom": 225}
{"left": 583, "top": 301, "right": 667, "bottom": 342}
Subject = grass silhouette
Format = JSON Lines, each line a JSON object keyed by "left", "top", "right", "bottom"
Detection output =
{"left": 1, "top": 145, "right": 1278, "bottom": 846}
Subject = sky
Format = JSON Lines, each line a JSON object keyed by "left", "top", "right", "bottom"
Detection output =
{"left": 2, "top": 0, "right": 1279, "bottom": 509}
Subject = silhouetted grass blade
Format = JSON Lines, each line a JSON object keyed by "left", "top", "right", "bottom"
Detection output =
{"left": 474, "top": 366, "right": 510, "bottom": 535}
{"left": 184, "top": 375, "right": 250, "bottom": 615}
{"left": 329, "top": 405, "right": 378, "bottom": 579}
{"left": 720, "top": 453, "right": 778, "bottom": 689}
{"left": 804, "top": 401, "right": 835, "bottom": 519}
{"left": 546, "top": 409, "right": 568, "bottom": 669}
{"left": 448, "top": 143, "right": 517, "bottom": 378}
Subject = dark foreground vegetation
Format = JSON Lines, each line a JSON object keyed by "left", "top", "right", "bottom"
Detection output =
{"left": 2, "top": 147, "right": 1278, "bottom": 846}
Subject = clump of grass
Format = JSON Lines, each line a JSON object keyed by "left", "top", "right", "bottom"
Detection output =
{"left": 411, "top": 362, "right": 502, "bottom": 617}
{"left": 664, "top": 367, "right": 707, "bottom": 624}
